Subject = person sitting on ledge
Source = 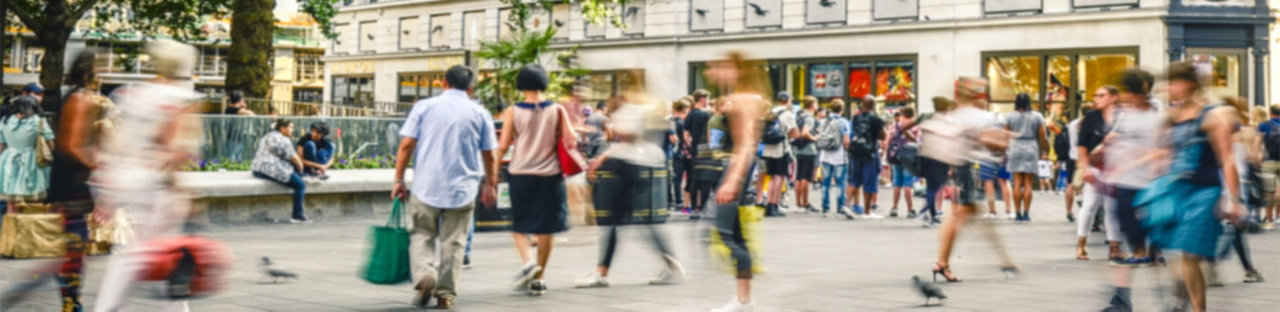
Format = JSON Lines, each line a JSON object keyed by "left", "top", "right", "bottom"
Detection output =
{"left": 251, "top": 119, "right": 310, "bottom": 223}
{"left": 296, "top": 121, "right": 335, "bottom": 180}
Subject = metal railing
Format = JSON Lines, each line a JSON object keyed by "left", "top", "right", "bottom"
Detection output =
{"left": 212, "top": 97, "right": 415, "bottom": 117}
{"left": 194, "top": 115, "right": 405, "bottom": 169}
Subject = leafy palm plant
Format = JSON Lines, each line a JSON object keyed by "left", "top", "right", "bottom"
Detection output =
{"left": 474, "top": 27, "right": 590, "bottom": 112}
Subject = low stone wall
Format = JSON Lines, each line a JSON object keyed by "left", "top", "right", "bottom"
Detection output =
{"left": 179, "top": 169, "right": 402, "bottom": 224}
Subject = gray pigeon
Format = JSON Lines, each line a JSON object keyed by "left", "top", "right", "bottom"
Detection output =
{"left": 260, "top": 257, "right": 299, "bottom": 283}
{"left": 912, "top": 275, "right": 946, "bottom": 306}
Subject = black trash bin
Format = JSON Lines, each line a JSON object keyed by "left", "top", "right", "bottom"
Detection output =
{"left": 592, "top": 160, "right": 669, "bottom": 225}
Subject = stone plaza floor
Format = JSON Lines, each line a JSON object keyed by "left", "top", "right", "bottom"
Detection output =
{"left": 2, "top": 191, "right": 1277, "bottom": 311}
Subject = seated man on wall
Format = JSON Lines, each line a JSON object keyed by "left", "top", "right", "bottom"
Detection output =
{"left": 296, "top": 121, "right": 336, "bottom": 180}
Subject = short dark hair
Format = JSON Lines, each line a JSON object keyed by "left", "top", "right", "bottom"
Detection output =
{"left": 229, "top": 90, "right": 244, "bottom": 104}
{"left": 802, "top": 96, "right": 818, "bottom": 109}
{"left": 516, "top": 64, "right": 549, "bottom": 91}
{"left": 1270, "top": 105, "right": 1280, "bottom": 116}
{"left": 1014, "top": 93, "right": 1032, "bottom": 111}
{"left": 672, "top": 99, "right": 689, "bottom": 113}
{"left": 310, "top": 121, "right": 330, "bottom": 136}
{"left": 1119, "top": 69, "right": 1153, "bottom": 95}
{"left": 860, "top": 96, "right": 876, "bottom": 110}
{"left": 692, "top": 89, "right": 710, "bottom": 102}
{"left": 595, "top": 100, "right": 606, "bottom": 110}
{"left": 829, "top": 101, "right": 844, "bottom": 115}
{"left": 901, "top": 107, "right": 916, "bottom": 118}
{"left": 1167, "top": 61, "right": 1201, "bottom": 91}
{"left": 445, "top": 65, "right": 474, "bottom": 90}
{"left": 66, "top": 51, "right": 97, "bottom": 88}
{"left": 274, "top": 119, "right": 293, "bottom": 131}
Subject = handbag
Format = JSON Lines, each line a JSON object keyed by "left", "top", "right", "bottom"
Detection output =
{"left": 0, "top": 213, "right": 66, "bottom": 258}
{"left": 361, "top": 198, "right": 411, "bottom": 284}
{"left": 35, "top": 118, "right": 53, "bottom": 167}
{"left": 555, "top": 106, "right": 586, "bottom": 177}
{"left": 138, "top": 235, "right": 233, "bottom": 299}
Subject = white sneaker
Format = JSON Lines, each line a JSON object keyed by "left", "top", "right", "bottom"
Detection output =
{"left": 864, "top": 213, "right": 884, "bottom": 220}
{"left": 1004, "top": 212, "right": 1017, "bottom": 220}
{"left": 711, "top": 297, "right": 755, "bottom": 312}
{"left": 574, "top": 272, "right": 609, "bottom": 288}
{"left": 649, "top": 260, "right": 687, "bottom": 285}
{"left": 513, "top": 262, "right": 543, "bottom": 291}
{"left": 981, "top": 213, "right": 997, "bottom": 219}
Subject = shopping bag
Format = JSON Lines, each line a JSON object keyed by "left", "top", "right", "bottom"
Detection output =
{"left": 707, "top": 204, "right": 765, "bottom": 275}
{"left": 361, "top": 198, "right": 411, "bottom": 284}
{"left": 0, "top": 213, "right": 67, "bottom": 259}
{"left": 138, "top": 235, "right": 234, "bottom": 299}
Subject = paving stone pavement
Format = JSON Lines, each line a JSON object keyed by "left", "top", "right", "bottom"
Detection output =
{"left": 2, "top": 190, "right": 1277, "bottom": 311}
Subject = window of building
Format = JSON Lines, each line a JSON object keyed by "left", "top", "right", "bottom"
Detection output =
{"left": 294, "top": 51, "right": 323, "bottom": 82}
{"left": 332, "top": 75, "right": 375, "bottom": 104}
{"left": 580, "top": 70, "right": 645, "bottom": 104}
{"left": 1187, "top": 50, "right": 1247, "bottom": 101}
{"left": 399, "top": 17, "right": 419, "bottom": 50}
{"left": 23, "top": 47, "right": 44, "bottom": 73}
{"left": 984, "top": 0, "right": 1042, "bottom": 15}
{"left": 872, "top": 0, "right": 916, "bottom": 21}
{"left": 463, "top": 10, "right": 486, "bottom": 48}
{"left": 552, "top": 4, "right": 570, "bottom": 40}
{"left": 359, "top": 21, "right": 376, "bottom": 52}
{"left": 983, "top": 50, "right": 1137, "bottom": 115}
{"left": 620, "top": 3, "right": 644, "bottom": 36}
{"left": 690, "top": 0, "right": 725, "bottom": 32}
{"left": 294, "top": 88, "right": 322, "bottom": 103}
{"left": 498, "top": 8, "right": 515, "bottom": 40}
{"left": 1073, "top": 0, "right": 1139, "bottom": 10}
{"left": 398, "top": 73, "right": 445, "bottom": 103}
{"left": 333, "top": 23, "right": 350, "bottom": 53}
{"left": 743, "top": 0, "right": 782, "bottom": 29}
{"left": 689, "top": 57, "right": 917, "bottom": 114}
{"left": 806, "top": 0, "right": 847, "bottom": 25}
{"left": 198, "top": 46, "right": 229, "bottom": 77}
{"left": 430, "top": 14, "right": 451, "bottom": 48}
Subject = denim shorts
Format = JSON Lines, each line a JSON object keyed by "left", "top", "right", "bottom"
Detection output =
{"left": 891, "top": 164, "right": 915, "bottom": 188}
{"left": 848, "top": 157, "right": 880, "bottom": 194}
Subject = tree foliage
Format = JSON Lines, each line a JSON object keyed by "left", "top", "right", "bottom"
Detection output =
{"left": 226, "top": 0, "right": 275, "bottom": 98}
{"left": 300, "top": 0, "right": 340, "bottom": 39}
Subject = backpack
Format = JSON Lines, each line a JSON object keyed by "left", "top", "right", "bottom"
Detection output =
{"left": 790, "top": 111, "right": 812, "bottom": 149}
{"left": 817, "top": 117, "right": 844, "bottom": 150}
{"left": 1265, "top": 120, "right": 1280, "bottom": 160}
{"left": 885, "top": 122, "right": 909, "bottom": 164}
{"left": 848, "top": 113, "right": 877, "bottom": 158}
{"left": 761, "top": 108, "right": 789, "bottom": 145}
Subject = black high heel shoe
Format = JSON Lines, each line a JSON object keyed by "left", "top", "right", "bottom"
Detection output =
{"left": 999, "top": 265, "right": 1023, "bottom": 280}
{"left": 932, "top": 263, "right": 960, "bottom": 283}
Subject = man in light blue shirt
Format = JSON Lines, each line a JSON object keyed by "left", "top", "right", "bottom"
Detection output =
{"left": 392, "top": 65, "right": 497, "bottom": 309}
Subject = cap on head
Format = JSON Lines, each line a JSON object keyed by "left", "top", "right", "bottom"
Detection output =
{"left": 21, "top": 82, "right": 43, "bottom": 94}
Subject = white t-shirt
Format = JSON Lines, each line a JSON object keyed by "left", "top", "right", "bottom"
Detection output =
{"left": 1038, "top": 160, "right": 1053, "bottom": 178}
{"left": 762, "top": 107, "right": 796, "bottom": 159}
{"left": 1103, "top": 108, "right": 1164, "bottom": 189}
{"left": 1066, "top": 118, "right": 1082, "bottom": 160}
{"left": 948, "top": 106, "right": 1000, "bottom": 163}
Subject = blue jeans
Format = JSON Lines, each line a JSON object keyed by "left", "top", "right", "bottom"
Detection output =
{"left": 254, "top": 171, "right": 307, "bottom": 219}
{"left": 820, "top": 163, "right": 847, "bottom": 213}
{"left": 302, "top": 141, "right": 334, "bottom": 175}
{"left": 848, "top": 157, "right": 880, "bottom": 194}
{"left": 891, "top": 164, "right": 915, "bottom": 188}
{"left": 920, "top": 158, "right": 949, "bottom": 220}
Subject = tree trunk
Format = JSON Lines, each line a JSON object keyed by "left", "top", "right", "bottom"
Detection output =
{"left": 36, "top": 0, "right": 73, "bottom": 114}
{"left": 226, "top": 0, "right": 276, "bottom": 99}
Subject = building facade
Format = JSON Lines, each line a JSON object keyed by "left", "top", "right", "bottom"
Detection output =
{"left": 327, "top": 0, "right": 1271, "bottom": 114}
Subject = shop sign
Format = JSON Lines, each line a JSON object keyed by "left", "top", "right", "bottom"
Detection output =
{"left": 330, "top": 61, "right": 374, "bottom": 75}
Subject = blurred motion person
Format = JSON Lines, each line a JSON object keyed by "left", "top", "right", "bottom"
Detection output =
{"left": 582, "top": 101, "right": 610, "bottom": 159}
{"left": 1142, "top": 62, "right": 1243, "bottom": 312}
{"left": 1004, "top": 93, "right": 1047, "bottom": 222}
{"left": 704, "top": 51, "right": 766, "bottom": 312}
{"left": 296, "top": 122, "right": 335, "bottom": 180}
{"left": 932, "top": 77, "right": 1020, "bottom": 283}
{"left": 575, "top": 89, "right": 686, "bottom": 289}
{"left": 847, "top": 96, "right": 886, "bottom": 219}
{"left": 392, "top": 65, "right": 497, "bottom": 309}
{"left": 691, "top": 98, "right": 731, "bottom": 219}
{"left": 1201, "top": 96, "right": 1264, "bottom": 287}
{"left": 92, "top": 39, "right": 206, "bottom": 311}
{"left": 0, "top": 96, "right": 55, "bottom": 208}
{"left": 251, "top": 119, "right": 310, "bottom": 223}
{"left": 905, "top": 97, "right": 953, "bottom": 227}
{"left": 45, "top": 51, "right": 105, "bottom": 311}
{"left": 495, "top": 64, "right": 577, "bottom": 296}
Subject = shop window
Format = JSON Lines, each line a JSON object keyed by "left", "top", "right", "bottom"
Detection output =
{"left": 875, "top": 61, "right": 915, "bottom": 105}
{"left": 986, "top": 55, "right": 1041, "bottom": 104}
{"left": 399, "top": 17, "right": 419, "bottom": 50}
{"left": 430, "top": 14, "right": 451, "bottom": 48}
{"left": 807, "top": 0, "right": 847, "bottom": 24}
{"left": 294, "top": 89, "right": 322, "bottom": 103}
{"left": 621, "top": 3, "right": 645, "bottom": 36}
{"left": 744, "top": 0, "right": 782, "bottom": 29}
{"left": 332, "top": 76, "right": 374, "bottom": 104}
{"left": 690, "top": 0, "right": 725, "bottom": 32}
{"left": 1077, "top": 54, "right": 1136, "bottom": 102}
{"left": 1189, "top": 53, "right": 1245, "bottom": 101}
{"left": 463, "top": 10, "right": 486, "bottom": 48}
{"left": 398, "top": 73, "right": 445, "bottom": 103}
{"left": 809, "top": 63, "right": 845, "bottom": 99}
{"left": 848, "top": 62, "right": 873, "bottom": 100}
{"left": 873, "top": 0, "right": 917, "bottom": 21}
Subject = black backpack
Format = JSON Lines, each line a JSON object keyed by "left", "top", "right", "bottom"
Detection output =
{"left": 848, "top": 113, "right": 877, "bottom": 158}
{"left": 790, "top": 111, "right": 812, "bottom": 149}
{"left": 762, "top": 119, "right": 787, "bottom": 144}
{"left": 1265, "top": 120, "right": 1280, "bottom": 160}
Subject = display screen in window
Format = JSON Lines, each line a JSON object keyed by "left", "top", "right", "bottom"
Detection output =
{"left": 848, "top": 64, "right": 872, "bottom": 99}
{"left": 875, "top": 62, "right": 914, "bottom": 102}
{"left": 808, "top": 63, "right": 844, "bottom": 98}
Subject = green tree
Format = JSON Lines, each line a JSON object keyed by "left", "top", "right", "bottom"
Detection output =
{"left": 8, "top": 0, "right": 229, "bottom": 112}
{"left": 226, "top": 0, "right": 275, "bottom": 98}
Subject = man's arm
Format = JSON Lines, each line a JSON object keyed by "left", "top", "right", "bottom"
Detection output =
{"left": 393, "top": 137, "right": 417, "bottom": 199}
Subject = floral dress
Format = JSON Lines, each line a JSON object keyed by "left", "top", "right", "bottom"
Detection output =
{"left": 0, "top": 116, "right": 55, "bottom": 197}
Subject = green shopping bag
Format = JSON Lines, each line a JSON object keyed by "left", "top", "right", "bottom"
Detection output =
{"left": 361, "top": 198, "right": 411, "bottom": 284}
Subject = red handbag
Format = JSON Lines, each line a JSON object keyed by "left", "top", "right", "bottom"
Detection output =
{"left": 555, "top": 106, "right": 586, "bottom": 177}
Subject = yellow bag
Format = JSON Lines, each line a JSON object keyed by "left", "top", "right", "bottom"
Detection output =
{"left": 0, "top": 213, "right": 68, "bottom": 259}
{"left": 707, "top": 204, "right": 766, "bottom": 275}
